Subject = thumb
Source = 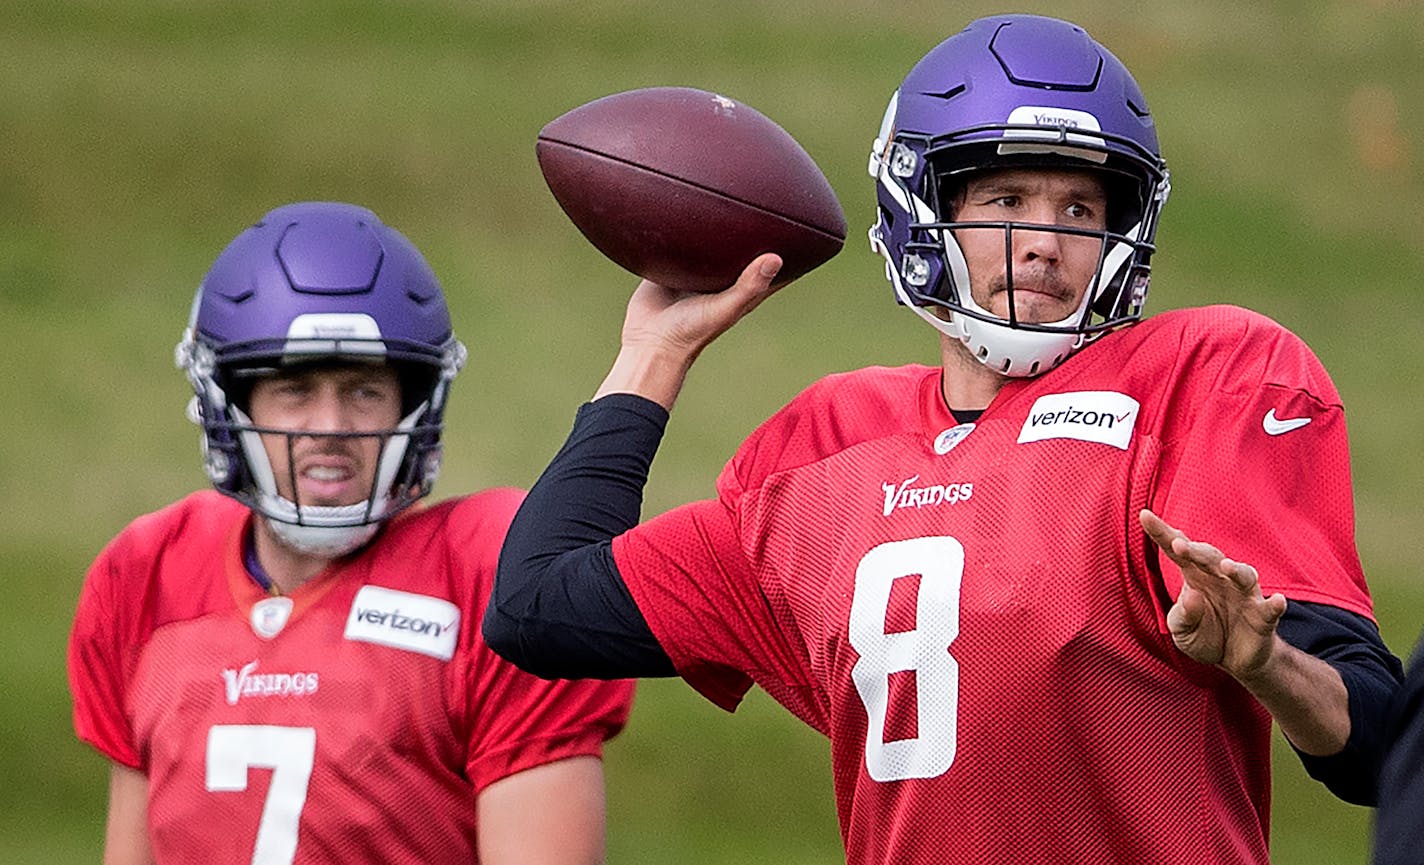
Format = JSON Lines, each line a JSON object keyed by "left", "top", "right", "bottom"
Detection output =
{"left": 729, "top": 253, "right": 784, "bottom": 302}
{"left": 1167, "top": 586, "right": 1205, "bottom": 635}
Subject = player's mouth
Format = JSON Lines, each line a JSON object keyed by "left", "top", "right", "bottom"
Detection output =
{"left": 996, "top": 287, "right": 1073, "bottom": 320}
{"left": 989, "top": 271, "right": 1081, "bottom": 322}
{"left": 294, "top": 460, "right": 368, "bottom": 505}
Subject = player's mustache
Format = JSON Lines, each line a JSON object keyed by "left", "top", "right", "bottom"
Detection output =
{"left": 285, "top": 432, "right": 381, "bottom": 462}
{"left": 989, "top": 268, "right": 1075, "bottom": 300}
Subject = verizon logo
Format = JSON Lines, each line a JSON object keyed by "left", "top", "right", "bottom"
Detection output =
{"left": 1018, "top": 391, "right": 1140, "bottom": 450}
{"left": 344, "top": 586, "right": 460, "bottom": 661}
{"left": 352, "top": 607, "right": 455, "bottom": 638}
{"left": 1026, "top": 405, "right": 1133, "bottom": 429}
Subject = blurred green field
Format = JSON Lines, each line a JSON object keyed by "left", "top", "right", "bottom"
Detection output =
{"left": 4, "top": 1, "right": 1423, "bottom": 862}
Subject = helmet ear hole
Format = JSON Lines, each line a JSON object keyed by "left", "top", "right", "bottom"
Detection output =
{"left": 394, "top": 363, "right": 440, "bottom": 418}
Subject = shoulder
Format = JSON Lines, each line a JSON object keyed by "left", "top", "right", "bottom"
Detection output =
{"left": 759, "top": 364, "right": 934, "bottom": 438}
{"left": 1100, "top": 305, "right": 1337, "bottom": 400}
{"left": 94, "top": 490, "right": 246, "bottom": 576}
{"left": 724, "top": 365, "right": 936, "bottom": 492}
{"left": 792, "top": 364, "right": 937, "bottom": 410}
{"left": 390, "top": 488, "right": 527, "bottom": 544}
{"left": 369, "top": 489, "right": 527, "bottom": 598}
{"left": 1134, "top": 304, "right": 1296, "bottom": 344}
{"left": 1134, "top": 305, "right": 1313, "bottom": 358}
{"left": 77, "top": 491, "right": 246, "bottom": 643}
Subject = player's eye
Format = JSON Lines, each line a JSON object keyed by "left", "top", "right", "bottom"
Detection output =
{"left": 349, "top": 380, "right": 398, "bottom": 405}
{"left": 272, "top": 380, "right": 310, "bottom": 398}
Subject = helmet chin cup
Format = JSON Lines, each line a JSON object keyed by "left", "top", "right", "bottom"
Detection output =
{"left": 265, "top": 516, "right": 379, "bottom": 558}
{"left": 950, "top": 305, "right": 1090, "bottom": 378}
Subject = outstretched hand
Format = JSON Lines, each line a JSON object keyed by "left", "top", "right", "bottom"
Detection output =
{"left": 595, "top": 253, "right": 786, "bottom": 408}
{"left": 1139, "top": 509, "right": 1287, "bottom": 681}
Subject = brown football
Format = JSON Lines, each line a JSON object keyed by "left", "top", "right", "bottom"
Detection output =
{"left": 536, "top": 87, "right": 847, "bottom": 293}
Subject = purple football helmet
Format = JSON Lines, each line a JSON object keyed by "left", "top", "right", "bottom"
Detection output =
{"left": 868, "top": 14, "right": 1170, "bottom": 377}
{"left": 175, "top": 202, "right": 466, "bottom": 554}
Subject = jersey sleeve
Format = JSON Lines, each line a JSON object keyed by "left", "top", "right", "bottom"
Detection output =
{"left": 1147, "top": 310, "right": 1373, "bottom": 618}
{"left": 611, "top": 384, "right": 841, "bottom": 716}
{"left": 613, "top": 498, "right": 763, "bottom": 712}
{"left": 447, "top": 491, "right": 634, "bottom": 792}
{"left": 460, "top": 637, "right": 634, "bottom": 792}
{"left": 69, "top": 534, "right": 142, "bottom": 769}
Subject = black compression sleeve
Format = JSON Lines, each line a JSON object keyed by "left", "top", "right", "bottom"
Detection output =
{"left": 1275, "top": 600, "right": 1404, "bottom": 805}
{"left": 484, "top": 393, "right": 677, "bottom": 679}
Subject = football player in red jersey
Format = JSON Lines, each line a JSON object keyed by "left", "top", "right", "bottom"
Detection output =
{"left": 486, "top": 14, "right": 1405, "bottom": 865}
{"left": 68, "top": 202, "right": 633, "bottom": 865}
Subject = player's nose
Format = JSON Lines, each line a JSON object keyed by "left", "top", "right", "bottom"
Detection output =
{"left": 1014, "top": 223, "right": 1063, "bottom": 263}
{"left": 300, "top": 385, "right": 357, "bottom": 435}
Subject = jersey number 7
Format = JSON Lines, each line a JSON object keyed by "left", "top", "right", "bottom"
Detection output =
{"left": 206, "top": 725, "right": 316, "bottom": 865}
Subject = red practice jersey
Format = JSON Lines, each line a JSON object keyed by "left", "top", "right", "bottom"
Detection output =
{"left": 613, "top": 305, "right": 1373, "bottom": 864}
{"left": 70, "top": 488, "right": 633, "bottom": 864}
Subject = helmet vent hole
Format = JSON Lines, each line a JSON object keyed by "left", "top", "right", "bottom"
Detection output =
{"left": 925, "top": 84, "right": 967, "bottom": 102}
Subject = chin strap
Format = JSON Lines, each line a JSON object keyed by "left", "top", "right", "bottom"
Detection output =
{"left": 265, "top": 516, "right": 379, "bottom": 559}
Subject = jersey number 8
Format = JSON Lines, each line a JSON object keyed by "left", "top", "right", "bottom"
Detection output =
{"left": 848, "top": 536, "right": 963, "bottom": 782}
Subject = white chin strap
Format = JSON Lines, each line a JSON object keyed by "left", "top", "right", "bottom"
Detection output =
{"left": 234, "top": 402, "right": 427, "bottom": 557}
{"left": 265, "top": 517, "right": 379, "bottom": 558}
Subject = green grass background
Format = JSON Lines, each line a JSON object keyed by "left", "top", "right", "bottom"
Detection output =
{"left": 5, "top": 1, "right": 1424, "bottom": 861}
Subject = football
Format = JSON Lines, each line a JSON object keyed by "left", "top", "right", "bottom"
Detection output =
{"left": 536, "top": 86, "right": 847, "bottom": 293}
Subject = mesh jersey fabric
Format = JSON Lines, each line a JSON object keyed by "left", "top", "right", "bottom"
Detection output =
{"left": 70, "top": 489, "right": 633, "bottom": 864}
{"left": 612, "top": 304, "right": 1373, "bottom": 865}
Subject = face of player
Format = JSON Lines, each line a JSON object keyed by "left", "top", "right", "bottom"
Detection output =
{"left": 947, "top": 167, "right": 1108, "bottom": 324}
{"left": 247, "top": 363, "right": 403, "bottom": 508}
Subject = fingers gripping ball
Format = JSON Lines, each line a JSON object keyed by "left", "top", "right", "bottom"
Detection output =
{"left": 536, "top": 87, "right": 847, "bottom": 293}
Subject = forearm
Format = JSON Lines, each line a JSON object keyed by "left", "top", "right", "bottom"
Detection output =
{"left": 1236, "top": 636, "right": 1349, "bottom": 756}
{"left": 1276, "top": 600, "right": 1403, "bottom": 804}
{"left": 104, "top": 763, "right": 155, "bottom": 865}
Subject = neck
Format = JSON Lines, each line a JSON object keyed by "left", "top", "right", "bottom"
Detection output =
{"left": 939, "top": 334, "right": 1010, "bottom": 412}
{"left": 251, "top": 519, "right": 336, "bottom": 594}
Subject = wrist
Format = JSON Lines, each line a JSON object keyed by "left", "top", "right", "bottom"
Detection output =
{"left": 1231, "top": 635, "right": 1288, "bottom": 692}
{"left": 594, "top": 343, "right": 698, "bottom": 410}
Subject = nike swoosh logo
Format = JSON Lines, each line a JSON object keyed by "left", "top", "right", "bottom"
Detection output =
{"left": 1263, "top": 409, "right": 1311, "bottom": 436}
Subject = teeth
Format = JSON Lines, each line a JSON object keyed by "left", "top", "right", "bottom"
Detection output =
{"left": 305, "top": 466, "right": 350, "bottom": 482}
